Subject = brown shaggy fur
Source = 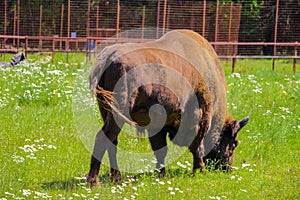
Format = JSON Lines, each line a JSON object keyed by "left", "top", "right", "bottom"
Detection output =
{"left": 87, "top": 30, "right": 248, "bottom": 186}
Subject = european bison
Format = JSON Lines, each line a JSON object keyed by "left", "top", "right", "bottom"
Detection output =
{"left": 87, "top": 29, "right": 249, "bottom": 186}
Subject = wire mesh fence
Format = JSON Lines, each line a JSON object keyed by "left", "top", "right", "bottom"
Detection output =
{"left": 0, "top": 0, "right": 299, "bottom": 70}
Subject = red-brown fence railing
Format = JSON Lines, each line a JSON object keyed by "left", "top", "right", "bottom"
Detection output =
{"left": 1, "top": 35, "right": 299, "bottom": 73}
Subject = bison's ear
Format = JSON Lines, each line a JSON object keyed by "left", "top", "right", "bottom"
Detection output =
{"left": 223, "top": 116, "right": 249, "bottom": 137}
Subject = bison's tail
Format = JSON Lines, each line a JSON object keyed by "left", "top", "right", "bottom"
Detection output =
{"left": 95, "top": 86, "right": 137, "bottom": 127}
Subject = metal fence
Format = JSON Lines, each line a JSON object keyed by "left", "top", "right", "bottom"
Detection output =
{"left": 0, "top": 0, "right": 299, "bottom": 72}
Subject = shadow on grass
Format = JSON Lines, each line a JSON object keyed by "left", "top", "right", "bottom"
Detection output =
{"left": 41, "top": 167, "right": 225, "bottom": 190}
{"left": 41, "top": 174, "right": 112, "bottom": 190}
{"left": 40, "top": 170, "right": 183, "bottom": 190}
{"left": 41, "top": 177, "right": 87, "bottom": 190}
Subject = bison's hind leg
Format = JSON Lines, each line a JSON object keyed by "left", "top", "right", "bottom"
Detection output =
{"left": 87, "top": 112, "right": 123, "bottom": 187}
{"left": 108, "top": 138, "right": 122, "bottom": 182}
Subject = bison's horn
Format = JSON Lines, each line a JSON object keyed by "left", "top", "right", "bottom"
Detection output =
{"left": 239, "top": 116, "right": 250, "bottom": 129}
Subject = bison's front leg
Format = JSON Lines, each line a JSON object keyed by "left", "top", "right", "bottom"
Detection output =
{"left": 189, "top": 132, "right": 205, "bottom": 172}
{"left": 189, "top": 120, "right": 209, "bottom": 172}
{"left": 148, "top": 130, "right": 168, "bottom": 177}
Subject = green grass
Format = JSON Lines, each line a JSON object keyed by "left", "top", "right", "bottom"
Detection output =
{"left": 0, "top": 55, "right": 299, "bottom": 199}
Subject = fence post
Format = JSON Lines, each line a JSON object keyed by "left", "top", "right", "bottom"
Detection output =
{"left": 142, "top": 5, "right": 146, "bottom": 39}
{"left": 294, "top": 42, "right": 298, "bottom": 73}
{"left": 68, "top": 0, "right": 70, "bottom": 38}
{"left": 232, "top": 41, "right": 238, "bottom": 73}
{"left": 272, "top": 58, "right": 276, "bottom": 71}
{"left": 166, "top": 4, "right": 170, "bottom": 30}
{"left": 13, "top": 5, "right": 16, "bottom": 46}
{"left": 202, "top": 0, "right": 206, "bottom": 37}
{"left": 156, "top": 0, "right": 160, "bottom": 38}
{"left": 96, "top": 6, "right": 99, "bottom": 37}
{"left": 4, "top": 0, "right": 7, "bottom": 37}
{"left": 52, "top": 37, "right": 55, "bottom": 63}
{"left": 66, "top": 37, "right": 69, "bottom": 63}
{"left": 89, "top": 38, "right": 92, "bottom": 62}
{"left": 39, "top": 5, "right": 43, "bottom": 51}
{"left": 227, "top": 2, "right": 233, "bottom": 58}
{"left": 87, "top": 0, "right": 91, "bottom": 38}
{"left": 60, "top": 4, "right": 64, "bottom": 49}
{"left": 214, "top": 0, "right": 219, "bottom": 52}
{"left": 116, "top": 0, "right": 120, "bottom": 37}
{"left": 25, "top": 36, "right": 28, "bottom": 59}
{"left": 17, "top": 0, "right": 20, "bottom": 48}
{"left": 232, "top": 57, "right": 236, "bottom": 74}
{"left": 86, "top": 37, "right": 90, "bottom": 63}
{"left": 162, "top": 0, "right": 167, "bottom": 34}
{"left": 190, "top": 4, "right": 194, "bottom": 30}
{"left": 273, "top": 0, "right": 279, "bottom": 71}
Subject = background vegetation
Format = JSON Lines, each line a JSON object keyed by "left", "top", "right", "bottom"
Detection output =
{"left": 1, "top": 0, "right": 299, "bottom": 44}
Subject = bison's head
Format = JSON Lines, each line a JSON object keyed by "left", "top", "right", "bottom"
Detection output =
{"left": 204, "top": 116, "right": 249, "bottom": 171}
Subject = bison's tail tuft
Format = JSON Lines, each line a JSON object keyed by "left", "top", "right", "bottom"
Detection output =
{"left": 95, "top": 86, "right": 115, "bottom": 108}
{"left": 95, "top": 86, "right": 137, "bottom": 127}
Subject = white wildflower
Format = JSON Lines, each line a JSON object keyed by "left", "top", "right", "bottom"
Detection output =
{"left": 176, "top": 161, "right": 187, "bottom": 168}
{"left": 11, "top": 154, "right": 25, "bottom": 163}
{"left": 4, "top": 192, "right": 15, "bottom": 197}
{"left": 151, "top": 159, "right": 157, "bottom": 164}
{"left": 73, "top": 193, "right": 80, "bottom": 197}
{"left": 242, "top": 163, "right": 251, "bottom": 168}
{"left": 156, "top": 179, "right": 165, "bottom": 185}
{"left": 111, "top": 187, "right": 116, "bottom": 194}
{"left": 22, "top": 189, "right": 31, "bottom": 196}
{"left": 231, "top": 73, "right": 241, "bottom": 78}
{"left": 26, "top": 153, "right": 37, "bottom": 160}
{"left": 253, "top": 87, "right": 262, "bottom": 94}
{"left": 47, "top": 145, "right": 57, "bottom": 149}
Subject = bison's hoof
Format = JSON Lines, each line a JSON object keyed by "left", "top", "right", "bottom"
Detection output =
{"left": 86, "top": 176, "right": 100, "bottom": 188}
{"left": 110, "top": 169, "right": 122, "bottom": 183}
{"left": 155, "top": 167, "right": 165, "bottom": 178}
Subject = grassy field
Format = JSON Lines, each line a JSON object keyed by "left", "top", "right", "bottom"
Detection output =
{"left": 0, "top": 54, "right": 299, "bottom": 199}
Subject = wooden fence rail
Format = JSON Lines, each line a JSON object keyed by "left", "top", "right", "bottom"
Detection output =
{"left": 0, "top": 35, "right": 299, "bottom": 73}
